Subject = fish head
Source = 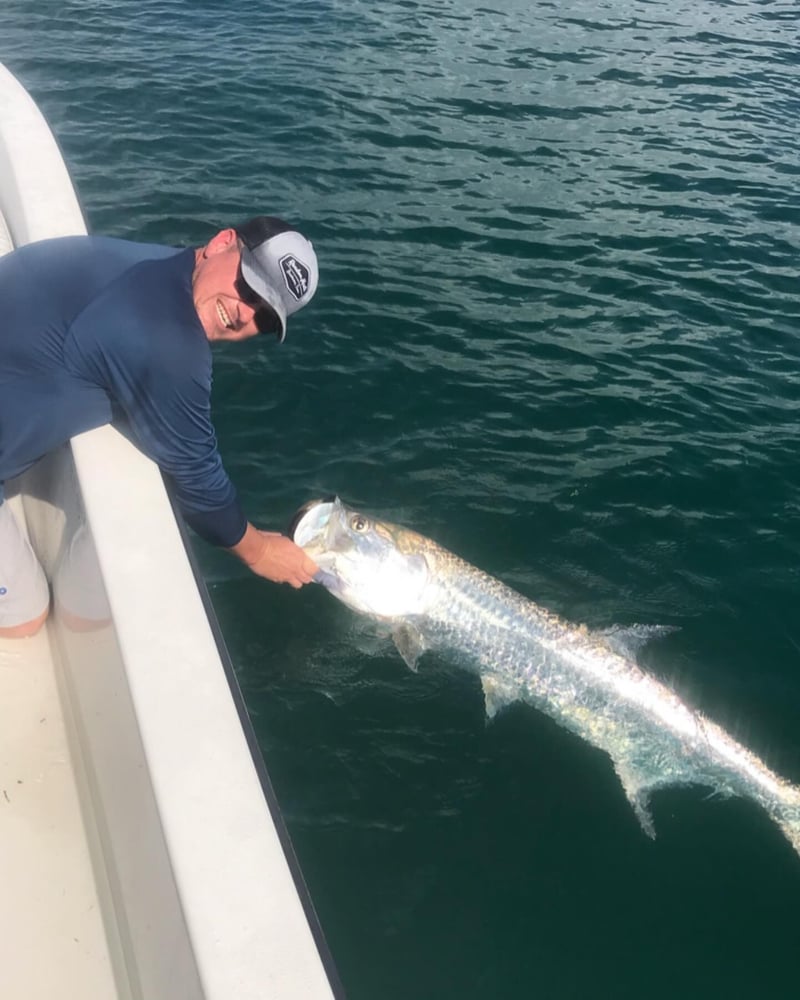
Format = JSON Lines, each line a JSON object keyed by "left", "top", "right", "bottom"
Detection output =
{"left": 289, "top": 497, "right": 432, "bottom": 618}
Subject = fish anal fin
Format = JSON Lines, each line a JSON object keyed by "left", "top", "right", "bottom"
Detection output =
{"left": 392, "top": 623, "right": 427, "bottom": 672}
{"left": 480, "top": 674, "right": 518, "bottom": 722}
{"left": 614, "top": 762, "right": 657, "bottom": 839}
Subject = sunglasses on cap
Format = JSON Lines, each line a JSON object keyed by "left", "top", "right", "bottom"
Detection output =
{"left": 234, "top": 263, "right": 282, "bottom": 337}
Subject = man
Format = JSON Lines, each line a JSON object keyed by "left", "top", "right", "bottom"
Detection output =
{"left": 0, "top": 216, "right": 319, "bottom": 638}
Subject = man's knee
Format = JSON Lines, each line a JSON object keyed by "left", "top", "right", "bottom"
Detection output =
{"left": 0, "top": 605, "right": 49, "bottom": 639}
{"left": 0, "top": 499, "right": 51, "bottom": 638}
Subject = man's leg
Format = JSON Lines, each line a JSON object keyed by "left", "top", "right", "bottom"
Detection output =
{"left": 0, "top": 500, "right": 50, "bottom": 638}
{"left": 53, "top": 522, "right": 111, "bottom": 632}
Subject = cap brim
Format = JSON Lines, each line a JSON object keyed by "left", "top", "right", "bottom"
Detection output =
{"left": 241, "top": 252, "right": 288, "bottom": 343}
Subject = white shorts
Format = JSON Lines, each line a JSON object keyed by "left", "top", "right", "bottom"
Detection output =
{"left": 0, "top": 500, "right": 50, "bottom": 628}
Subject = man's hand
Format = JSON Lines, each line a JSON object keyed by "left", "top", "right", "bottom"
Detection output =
{"left": 229, "top": 523, "right": 318, "bottom": 588}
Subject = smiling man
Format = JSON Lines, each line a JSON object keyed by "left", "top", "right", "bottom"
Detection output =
{"left": 0, "top": 216, "right": 320, "bottom": 638}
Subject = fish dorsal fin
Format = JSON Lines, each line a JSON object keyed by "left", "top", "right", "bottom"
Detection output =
{"left": 598, "top": 624, "right": 679, "bottom": 659}
{"left": 480, "top": 673, "right": 519, "bottom": 721}
{"left": 392, "top": 622, "right": 427, "bottom": 672}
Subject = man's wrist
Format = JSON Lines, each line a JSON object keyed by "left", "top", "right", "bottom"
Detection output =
{"left": 229, "top": 523, "right": 268, "bottom": 567}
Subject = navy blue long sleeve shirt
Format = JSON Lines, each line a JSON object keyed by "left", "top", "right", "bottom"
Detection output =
{"left": 0, "top": 235, "right": 247, "bottom": 547}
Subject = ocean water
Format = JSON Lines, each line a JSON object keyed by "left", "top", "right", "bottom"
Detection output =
{"left": 3, "top": 1, "right": 800, "bottom": 996}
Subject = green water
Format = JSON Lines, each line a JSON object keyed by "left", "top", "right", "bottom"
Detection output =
{"left": 3, "top": 1, "right": 800, "bottom": 996}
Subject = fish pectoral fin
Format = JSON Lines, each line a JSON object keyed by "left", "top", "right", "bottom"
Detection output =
{"left": 391, "top": 623, "right": 427, "bottom": 672}
{"left": 480, "top": 674, "right": 518, "bottom": 722}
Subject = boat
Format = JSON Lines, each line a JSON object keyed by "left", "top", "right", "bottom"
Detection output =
{"left": 0, "top": 62, "right": 342, "bottom": 1000}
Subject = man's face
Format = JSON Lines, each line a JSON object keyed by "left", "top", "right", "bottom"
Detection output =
{"left": 192, "top": 229, "right": 266, "bottom": 342}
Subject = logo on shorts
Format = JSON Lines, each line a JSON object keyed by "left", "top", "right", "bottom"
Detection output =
{"left": 279, "top": 254, "right": 310, "bottom": 302}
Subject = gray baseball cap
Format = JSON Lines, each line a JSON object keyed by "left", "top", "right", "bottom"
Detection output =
{"left": 235, "top": 216, "right": 319, "bottom": 343}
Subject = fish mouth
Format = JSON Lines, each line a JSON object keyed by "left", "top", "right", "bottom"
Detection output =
{"left": 288, "top": 495, "right": 338, "bottom": 547}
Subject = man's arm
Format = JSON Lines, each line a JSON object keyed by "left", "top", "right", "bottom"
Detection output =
{"left": 229, "top": 523, "right": 318, "bottom": 588}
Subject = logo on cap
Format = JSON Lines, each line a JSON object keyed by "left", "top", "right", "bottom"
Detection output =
{"left": 279, "top": 254, "right": 310, "bottom": 302}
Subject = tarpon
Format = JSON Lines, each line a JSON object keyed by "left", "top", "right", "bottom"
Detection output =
{"left": 291, "top": 496, "right": 800, "bottom": 857}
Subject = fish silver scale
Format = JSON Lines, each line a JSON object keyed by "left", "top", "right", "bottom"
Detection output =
{"left": 296, "top": 498, "right": 800, "bottom": 857}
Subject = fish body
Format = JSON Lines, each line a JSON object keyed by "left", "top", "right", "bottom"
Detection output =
{"left": 291, "top": 497, "right": 800, "bottom": 856}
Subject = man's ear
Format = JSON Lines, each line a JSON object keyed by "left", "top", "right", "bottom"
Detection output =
{"left": 204, "top": 228, "right": 238, "bottom": 256}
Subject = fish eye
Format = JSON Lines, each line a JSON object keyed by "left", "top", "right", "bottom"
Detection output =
{"left": 350, "top": 514, "right": 369, "bottom": 533}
